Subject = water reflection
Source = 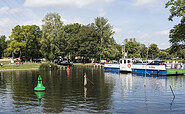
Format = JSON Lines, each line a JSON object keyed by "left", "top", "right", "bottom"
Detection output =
{"left": 0, "top": 67, "right": 185, "bottom": 113}
{"left": 34, "top": 91, "right": 45, "bottom": 106}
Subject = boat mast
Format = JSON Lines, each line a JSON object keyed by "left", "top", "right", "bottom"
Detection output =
{"left": 121, "top": 42, "right": 125, "bottom": 59}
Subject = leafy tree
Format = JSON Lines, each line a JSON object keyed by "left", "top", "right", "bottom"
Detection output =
{"left": 138, "top": 44, "right": 147, "bottom": 59}
{"left": 165, "top": 0, "right": 185, "bottom": 52}
{"left": 94, "top": 17, "right": 115, "bottom": 61}
{"left": 8, "top": 25, "right": 42, "bottom": 61}
{"left": 169, "top": 23, "right": 185, "bottom": 52}
{"left": 165, "top": 0, "right": 185, "bottom": 22}
{"left": 159, "top": 51, "right": 168, "bottom": 60}
{"left": 6, "top": 40, "right": 26, "bottom": 58}
{"left": 22, "top": 25, "right": 42, "bottom": 60}
{"left": 125, "top": 39, "right": 141, "bottom": 58}
{"left": 8, "top": 25, "right": 26, "bottom": 59}
{"left": 75, "top": 25, "right": 99, "bottom": 58}
{"left": 41, "top": 13, "right": 65, "bottom": 61}
{"left": 63, "top": 23, "right": 82, "bottom": 60}
{"left": 0, "top": 35, "right": 7, "bottom": 58}
{"left": 148, "top": 44, "right": 160, "bottom": 59}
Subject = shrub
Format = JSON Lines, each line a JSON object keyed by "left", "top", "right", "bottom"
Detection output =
{"left": 39, "top": 62, "right": 58, "bottom": 70}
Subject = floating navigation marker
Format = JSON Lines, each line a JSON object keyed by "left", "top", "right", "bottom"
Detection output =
{"left": 66, "top": 65, "right": 70, "bottom": 77}
{"left": 84, "top": 73, "right": 87, "bottom": 86}
{"left": 34, "top": 75, "right": 46, "bottom": 92}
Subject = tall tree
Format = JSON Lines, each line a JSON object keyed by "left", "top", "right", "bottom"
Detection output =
{"left": 0, "top": 35, "right": 7, "bottom": 58}
{"left": 8, "top": 25, "right": 42, "bottom": 60}
{"left": 165, "top": 0, "right": 185, "bottom": 52}
{"left": 23, "top": 25, "right": 42, "bottom": 60}
{"left": 165, "top": 0, "right": 185, "bottom": 22}
{"left": 63, "top": 23, "right": 82, "bottom": 60}
{"left": 169, "top": 23, "right": 185, "bottom": 51}
{"left": 75, "top": 25, "right": 99, "bottom": 58}
{"left": 138, "top": 44, "right": 147, "bottom": 59}
{"left": 8, "top": 25, "right": 26, "bottom": 59}
{"left": 148, "top": 44, "right": 160, "bottom": 59}
{"left": 125, "top": 39, "right": 141, "bottom": 58}
{"left": 41, "top": 13, "right": 65, "bottom": 61}
{"left": 94, "top": 17, "right": 115, "bottom": 61}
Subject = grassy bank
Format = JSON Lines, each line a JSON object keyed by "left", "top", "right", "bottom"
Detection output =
{"left": 73, "top": 63, "right": 103, "bottom": 66}
{"left": 0, "top": 62, "right": 40, "bottom": 70}
{"left": 167, "top": 69, "right": 185, "bottom": 74}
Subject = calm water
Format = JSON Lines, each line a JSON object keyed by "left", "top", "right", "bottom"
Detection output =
{"left": 0, "top": 66, "right": 185, "bottom": 113}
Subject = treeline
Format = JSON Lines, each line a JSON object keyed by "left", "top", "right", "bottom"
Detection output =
{"left": 0, "top": 13, "right": 121, "bottom": 62}
{"left": 0, "top": 13, "right": 184, "bottom": 62}
{"left": 122, "top": 38, "right": 184, "bottom": 60}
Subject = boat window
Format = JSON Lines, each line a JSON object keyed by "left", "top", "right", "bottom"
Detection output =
{"left": 124, "top": 60, "right": 126, "bottom": 64}
{"left": 128, "top": 60, "right": 130, "bottom": 63}
{"left": 120, "top": 60, "right": 122, "bottom": 64}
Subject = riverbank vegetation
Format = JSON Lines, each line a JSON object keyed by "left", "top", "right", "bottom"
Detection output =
{"left": 0, "top": 0, "right": 184, "bottom": 63}
{"left": 39, "top": 63, "right": 58, "bottom": 70}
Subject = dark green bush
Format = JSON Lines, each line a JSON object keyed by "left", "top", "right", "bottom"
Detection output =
{"left": 39, "top": 62, "right": 58, "bottom": 70}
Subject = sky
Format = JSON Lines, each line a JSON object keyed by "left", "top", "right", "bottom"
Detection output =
{"left": 0, "top": 0, "right": 181, "bottom": 49}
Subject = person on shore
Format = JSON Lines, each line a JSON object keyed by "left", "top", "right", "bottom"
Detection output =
{"left": 1, "top": 63, "right": 3, "bottom": 67}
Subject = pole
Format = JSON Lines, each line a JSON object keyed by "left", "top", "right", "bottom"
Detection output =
{"left": 146, "top": 47, "right": 148, "bottom": 60}
{"left": 170, "top": 85, "right": 175, "bottom": 98}
{"left": 144, "top": 64, "right": 146, "bottom": 87}
{"left": 124, "top": 43, "right": 125, "bottom": 59}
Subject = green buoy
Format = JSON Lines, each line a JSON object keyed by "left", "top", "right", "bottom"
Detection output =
{"left": 34, "top": 75, "right": 46, "bottom": 91}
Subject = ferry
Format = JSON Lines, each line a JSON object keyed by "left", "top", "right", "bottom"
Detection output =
{"left": 132, "top": 60, "right": 167, "bottom": 75}
{"left": 104, "top": 59, "right": 185, "bottom": 75}
{"left": 104, "top": 58, "right": 132, "bottom": 72}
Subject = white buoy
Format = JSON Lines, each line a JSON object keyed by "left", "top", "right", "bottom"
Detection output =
{"left": 84, "top": 73, "right": 87, "bottom": 86}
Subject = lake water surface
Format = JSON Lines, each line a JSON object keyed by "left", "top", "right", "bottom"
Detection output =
{"left": 0, "top": 66, "right": 185, "bottom": 113}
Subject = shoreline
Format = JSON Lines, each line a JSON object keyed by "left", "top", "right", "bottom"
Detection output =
{"left": 0, "top": 68, "right": 38, "bottom": 72}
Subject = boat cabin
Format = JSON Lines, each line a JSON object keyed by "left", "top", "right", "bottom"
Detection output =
{"left": 148, "top": 61, "right": 166, "bottom": 65}
{"left": 120, "top": 58, "right": 132, "bottom": 72}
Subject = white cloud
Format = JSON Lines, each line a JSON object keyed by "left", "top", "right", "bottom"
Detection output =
{"left": 0, "top": 6, "right": 21, "bottom": 15}
{"left": 155, "top": 30, "right": 169, "bottom": 36}
{"left": 113, "top": 28, "right": 121, "bottom": 33}
{"left": 24, "top": 0, "right": 115, "bottom": 9}
{"left": 61, "top": 17, "right": 86, "bottom": 25}
{"left": 0, "top": 18, "right": 15, "bottom": 36}
{"left": 21, "top": 20, "right": 42, "bottom": 27}
{"left": 132, "top": 0, "right": 161, "bottom": 7}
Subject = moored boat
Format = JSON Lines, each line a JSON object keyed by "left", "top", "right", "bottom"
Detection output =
{"left": 104, "top": 63, "right": 120, "bottom": 72}
{"left": 132, "top": 60, "right": 167, "bottom": 75}
{"left": 104, "top": 58, "right": 185, "bottom": 76}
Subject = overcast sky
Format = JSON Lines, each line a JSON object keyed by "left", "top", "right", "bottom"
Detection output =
{"left": 0, "top": 0, "right": 180, "bottom": 49}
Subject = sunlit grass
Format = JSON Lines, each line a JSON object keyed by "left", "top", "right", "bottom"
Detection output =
{"left": 0, "top": 61, "right": 40, "bottom": 70}
{"left": 167, "top": 69, "right": 185, "bottom": 74}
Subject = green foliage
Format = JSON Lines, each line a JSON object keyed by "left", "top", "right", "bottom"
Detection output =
{"left": 94, "top": 17, "right": 115, "bottom": 61}
{"left": 39, "top": 62, "right": 58, "bottom": 70}
{"left": 165, "top": 0, "right": 185, "bottom": 22}
{"left": 148, "top": 44, "right": 160, "bottom": 59}
{"left": 0, "top": 35, "right": 7, "bottom": 58}
{"left": 125, "top": 39, "right": 141, "bottom": 58}
{"left": 41, "top": 13, "right": 65, "bottom": 61}
{"left": 75, "top": 25, "right": 99, "bottom": 58}
{"left": 159, "top": 51, "right": 169, "bottom": 60}
{"left": 169, "top": 23, "right": 185, "bottom": 52}
{"left": 8, "top": 25, "right": 42, "bottom": 60}
{"left": 63, "top": 23, "right": 82, "bottom": 59}
{"left": 166, "top": 0, "right": 185, "bottom": 53}
{"left": 139, "top": 44, "right": 147, "bottom": 58}
{"left": 63, "top": 18, "right": 119, "bottom": 61}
